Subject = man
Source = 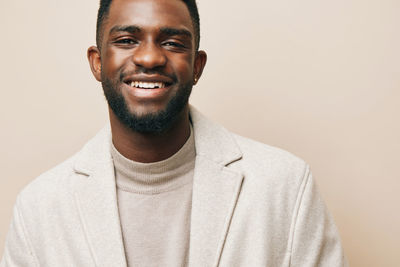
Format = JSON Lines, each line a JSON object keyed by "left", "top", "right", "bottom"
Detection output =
{"left": 1, "top": 0, "right": 347, "bottom": 266}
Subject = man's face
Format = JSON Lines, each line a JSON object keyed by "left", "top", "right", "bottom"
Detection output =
{"left": 89, "top": 0, "right": 206, "bottom": 133}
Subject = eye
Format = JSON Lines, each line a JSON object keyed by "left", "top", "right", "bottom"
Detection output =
{"left": 114, "top": 38, "right": 138, "bottom": 45}
{"left": 162, "top": 41, "right": 185, "bottom": 48}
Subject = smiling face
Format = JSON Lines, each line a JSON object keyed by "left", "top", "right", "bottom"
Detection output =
{"left": 88, "top": 0, "right": 207, "bottom": 133}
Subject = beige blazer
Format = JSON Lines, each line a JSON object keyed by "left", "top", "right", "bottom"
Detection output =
{"left": 1, "top": 107, "right": 347, "bottom": 267}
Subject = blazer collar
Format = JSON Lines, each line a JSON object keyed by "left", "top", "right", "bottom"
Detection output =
{"left": 73, "top": 106, "right": 244, "bottom": 267}
{"left": 189, "top": 105, "right": 242, "bottom": 166}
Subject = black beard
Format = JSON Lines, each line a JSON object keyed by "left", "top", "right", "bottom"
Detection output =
{"left": 101, "top": 78, "right": 192, "bottom": 134}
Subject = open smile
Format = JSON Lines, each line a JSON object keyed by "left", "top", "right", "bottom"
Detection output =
{"left": 126, "top": 81, "right": 172, "bottom": 89}
{"left": 123, "top": 80, "right": 174, "bottom": 99}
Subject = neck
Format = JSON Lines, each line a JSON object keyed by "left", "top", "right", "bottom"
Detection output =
{"left": 109, "top": 106, "right": 191, "bottom": 163}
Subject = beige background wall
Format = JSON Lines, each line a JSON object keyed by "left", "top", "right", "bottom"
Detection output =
{"left": 1, "top": 0, "right": 399, "bottom": 266}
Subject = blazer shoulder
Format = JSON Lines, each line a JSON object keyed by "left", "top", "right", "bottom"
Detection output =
{"left": 230, "top": 133, "right": 309, "bottom": 186}
{"left": 15, "top": 126, "right": 111, "bottom": 211}
{"left": 16, "top": 153, "right": 78, "bottom": 209}
{"left": 233, "top": 133, "right": 307, "bottom": 167}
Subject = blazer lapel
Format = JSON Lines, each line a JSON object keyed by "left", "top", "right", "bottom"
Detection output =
{"left": 189, "top": 156, "right": 243, "bottom": 267}
{"left": 189, "top": 107, "right": 244, "bottom": 267}
{"left": 73, "top": 127, "right": 127, "bottom": 267}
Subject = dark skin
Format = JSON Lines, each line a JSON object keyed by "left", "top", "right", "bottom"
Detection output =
{"left": 87, "top": 0, "right": 207, "bottom": 163}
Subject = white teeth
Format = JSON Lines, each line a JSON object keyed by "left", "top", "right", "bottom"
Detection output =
{"left": 130, "top": 81, "right": 166, "bottom": 89}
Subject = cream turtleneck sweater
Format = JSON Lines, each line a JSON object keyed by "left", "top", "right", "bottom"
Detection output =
{"left": 111, "top": 127, "right": 195, "bottom": 267}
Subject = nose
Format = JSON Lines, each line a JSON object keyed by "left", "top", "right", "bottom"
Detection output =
{"left": 132, "top": 42, "right": 166, "bottom": 69}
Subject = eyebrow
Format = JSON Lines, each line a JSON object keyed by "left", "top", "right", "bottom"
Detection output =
{"left": 109, "top": 25, "right": 141, "bottom": 35}
{"left": 160, "top": 27, "right": 192, "bottom": 39}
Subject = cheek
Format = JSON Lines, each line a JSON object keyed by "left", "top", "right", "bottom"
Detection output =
{"left": 102, "top": 49, "right": 130, "bottom": 77}
{"left": 170, "top": 54, "right": 194, "bottom": 80}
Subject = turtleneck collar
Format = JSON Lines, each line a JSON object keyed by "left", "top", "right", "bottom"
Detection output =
{"left": 111, "top": 125, "right": 195, "bottom": 194}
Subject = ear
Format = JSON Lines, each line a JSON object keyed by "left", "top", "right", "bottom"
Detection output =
{"left": 87, "top": 46, "right": 102, "bottom": 82}
{"left": 193, "top": 50, "right": 207, "bottom": 85}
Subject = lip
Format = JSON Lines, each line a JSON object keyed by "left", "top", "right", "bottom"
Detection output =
{"left": 122, "top": 74, "right": 175, "bottom": 100}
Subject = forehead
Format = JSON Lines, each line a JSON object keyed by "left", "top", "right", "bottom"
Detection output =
{"left": 105, "top": 0, "right": 194, "bottom": 34}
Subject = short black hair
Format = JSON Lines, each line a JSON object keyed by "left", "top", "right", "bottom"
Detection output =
{"left": 96, "top": 0, "right": 200, "bottom": 50}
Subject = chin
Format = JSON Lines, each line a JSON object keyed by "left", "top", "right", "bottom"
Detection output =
{"left": 127, "top": 102, "right": 169, "bottom": 118}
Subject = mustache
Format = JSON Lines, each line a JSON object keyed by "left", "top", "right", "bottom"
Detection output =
{"left": 120, "top": 69, "right": 177, "bottom": 82}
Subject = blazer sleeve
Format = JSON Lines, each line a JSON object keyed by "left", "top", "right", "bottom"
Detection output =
{"left": 288, "top": 167, "right": 348, "bottom": 267}
{"left": 1, "top": 200, "right": 39, "bottom": 267}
